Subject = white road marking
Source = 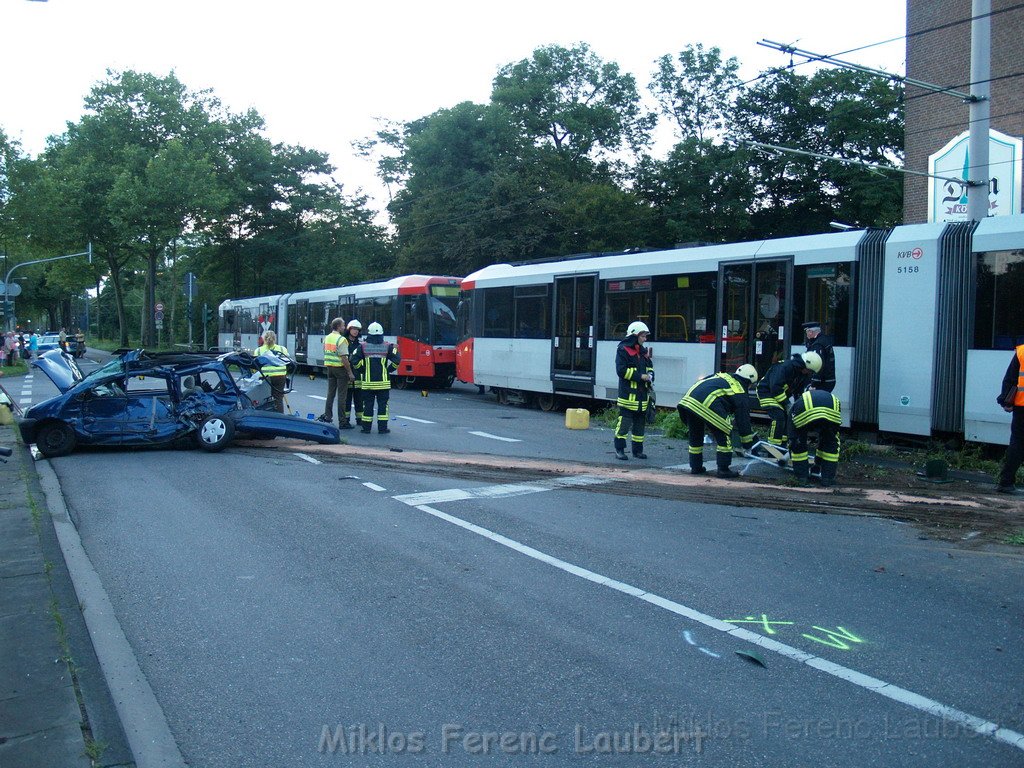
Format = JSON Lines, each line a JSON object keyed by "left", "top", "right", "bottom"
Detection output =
{"left": 307, "top": 395, "right": 327, "bottom": 401}
{"left": 293, "top": 453, "right": 322, "bottom": 465}
{"left": 394, "top": 414, "right": 435, "bottom": 424}
{"left": 363, "top": 482, "right": 386, "bottom": 492}
{"left": 468, "top": 430, "right": 522, "bottom": 443}
{"left": 698, "top": 647, "right": 722, "bottom": 658}
{"left": 400, "top": 501, "right": 1024, "bottom": 754}
{"left": 393, "top": 475, "right": 612, "bottom": 507}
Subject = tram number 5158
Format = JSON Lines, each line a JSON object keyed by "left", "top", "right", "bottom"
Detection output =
{"left": 896, "top": 265, "right": 920, "bottom": 274}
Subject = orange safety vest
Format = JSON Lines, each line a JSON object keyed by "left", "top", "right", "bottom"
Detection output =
{"left": 1016, "top": 345, "right": 1024, "bottom": 406}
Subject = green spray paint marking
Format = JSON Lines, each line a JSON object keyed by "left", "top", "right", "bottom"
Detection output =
{"left": 801, "top": 626, "right": 865, "bottom": 650}
{"left": 723, "top": 615, "right": 865, "bottom": 651}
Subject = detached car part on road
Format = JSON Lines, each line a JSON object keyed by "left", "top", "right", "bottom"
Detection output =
{"left": 20, "top": 349, "right": 339, "bottom": 457}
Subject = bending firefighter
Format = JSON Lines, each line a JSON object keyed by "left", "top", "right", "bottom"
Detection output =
{"left": 349, "top": 322, "right": 401, "bottom": 434}
{"left": 613, "top": 321, "right": 654, "bottom": 460}
{"left": 677, "top": 365, "right": 759, "bottom": 478}
{"left": 789, "top": 389, "right": 843, "bottom": 487}
{"left": 755, "top": 351, "right": 822, "bottom": 451}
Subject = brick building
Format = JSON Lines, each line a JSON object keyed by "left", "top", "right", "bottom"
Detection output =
{"left": 904, "top": 0, "right": 1024, "bottom": 222}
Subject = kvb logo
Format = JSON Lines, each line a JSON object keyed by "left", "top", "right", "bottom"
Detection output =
{"left": 897, "top": 247, "right": 924, "bottom": 260}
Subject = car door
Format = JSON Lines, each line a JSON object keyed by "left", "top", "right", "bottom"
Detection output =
{"left": 78, "top": 381, "right": 129, "bottom": 444}
{"left": 122, "top": 374, "right": 178, "bottom": 442}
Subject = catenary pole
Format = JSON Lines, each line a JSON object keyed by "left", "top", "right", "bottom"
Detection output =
{"left": 966, "top": 0, "right": 991, "bottom": 222}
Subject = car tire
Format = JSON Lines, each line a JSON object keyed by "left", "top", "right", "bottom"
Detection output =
{"left": 36, "top": 422, "right": 77, "bottom": 458}
{"left": 196, "top": 415, "right": 235, "bottom": 452}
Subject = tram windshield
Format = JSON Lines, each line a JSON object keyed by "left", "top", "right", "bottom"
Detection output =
{"left": 428, "top": 288, "right": 460, "bottom": 346}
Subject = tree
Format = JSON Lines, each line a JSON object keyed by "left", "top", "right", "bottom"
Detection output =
{"left": 649, "top": 44, "right": 741, "bottom": 142}
{"left": 733, "top": 68, "right": 904, "bottom": 236}
{"left": 492, "top": 43, "right": 655, "bottom": 179}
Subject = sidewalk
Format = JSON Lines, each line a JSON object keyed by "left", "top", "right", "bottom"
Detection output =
{"left": 0, "top": 425, "right": 134, "bottom": 768}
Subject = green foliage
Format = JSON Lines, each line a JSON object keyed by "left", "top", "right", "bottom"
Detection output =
{"left": 1004, "top": 530, "right": 1024, "bottom": 547}
{"left": 840, "top": 438, "right": 872, "bottom": 461}
{"left": 649, "top": 44, "right": 741, "bottom": 142}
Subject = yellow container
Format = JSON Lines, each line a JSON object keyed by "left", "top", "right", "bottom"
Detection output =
{"left": 565, "top": 407, "right": 590, "bottom": 430}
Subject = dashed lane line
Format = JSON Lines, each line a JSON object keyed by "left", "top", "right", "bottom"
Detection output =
{"left": 392, "top": 475, "right": 612, "bottom": 507}
{"left": 363, "top": 482, "right": 386, "bottom": 492}
{"left": 394, "top": 414, "right": 435, "bottom": 424}
{"left": 293, "top": 453, "right": 322, "bottom": 465}
{"left": 468, "top": 430, "right": 521, "bottom": 443}
{"left": 392, "top": 493, "right": 1024, "bottom": 755}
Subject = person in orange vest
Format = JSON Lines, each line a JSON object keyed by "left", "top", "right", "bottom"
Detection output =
{"left": 996, "top": 344, "right": 1024, "bottom": 494}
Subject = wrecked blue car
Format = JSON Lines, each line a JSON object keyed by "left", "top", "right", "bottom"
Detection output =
{"left": 20, "top": 349, "right": 339, "bottom": 458}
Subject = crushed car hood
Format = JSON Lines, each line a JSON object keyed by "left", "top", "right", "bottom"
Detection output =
{"left": 30, "top": 349, "right": 86, "bottom": 393}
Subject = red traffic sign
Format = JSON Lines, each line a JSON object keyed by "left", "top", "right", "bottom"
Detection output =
{"left": 155, "top": 303, "right": 164, "bottom": 311}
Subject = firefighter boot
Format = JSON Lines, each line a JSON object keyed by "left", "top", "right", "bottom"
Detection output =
{"left": 819, "top": 463, "right": 837, "bottom": 488}
{"left": 632, "top": 443, "right": 648, "bottom": 460}
{"left": 792, "top": 464, "right": 810, "bottom": 486}
{"left": 689, "top": 453, "right": 707, "bottom": 475}
{"left": 715, "top": 454, "right": 739, "bottom": 479}
{"left": 614, "top": 437, "right": 628, "bottom": 461}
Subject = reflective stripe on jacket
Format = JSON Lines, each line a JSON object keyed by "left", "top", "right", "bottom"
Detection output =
{"left": 351, "top": 340, "right": 401, "bottom": 390}
{"left": 790, "top": 389, "right": 842, "bottom": 429}
{"left": 615, "top": 336, "right": 653, "bottom": 411}
{"left": 254, "top": 344, "right": 290, "bottom": 377}
{"left": 324, "top": 331, "right": 345, "bottom": 367}
{"left": 678, "top": 373, "right": 755, "bottom": 443}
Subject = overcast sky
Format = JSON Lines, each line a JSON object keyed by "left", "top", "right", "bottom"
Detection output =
{"left": 1, "top": 0, "right": 906, "bottom": 217}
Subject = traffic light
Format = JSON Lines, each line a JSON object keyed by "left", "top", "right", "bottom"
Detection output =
{"left": 203, "top": 305, "right": 215, "bottom": 324}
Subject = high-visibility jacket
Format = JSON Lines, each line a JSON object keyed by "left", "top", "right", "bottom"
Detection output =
{"left": 757, "top": 355, "right": 811, "bottom": 407}
{"left": 350, "top": 338, "right": 401, "bottom": 390}
{"left": 615, "top": 336, "right": 653, "bottom": 411}
{"left": 790, "top": 389, "right": 842, "bottom": 429}
{"left": 1016, "top": 345, "right": 1024, "bottom": 407}
{"left": 324, "top": 331, "right": 347, "bottom": 367}
{"left": 254, "top": 343, "right": 290, "bottom": 377}
{"left": 678, "top": 373, "right": 756, "bottom": 444}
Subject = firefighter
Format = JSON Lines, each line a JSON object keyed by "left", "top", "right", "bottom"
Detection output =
{"left": 756, "top": 351, "right": 822, "bottom": 451}
{"left": 613, "top": 321, "right": 654, "bottom": 460}
{"left": 253, "top": 330, "right": 291, "bottom": 413}
{"left": 789, "top": 389, "right": 843, "bottom": 487}
{"left": 342, "top": 319, "right": 363, "bottom": 429}
{"left": 677, "top": 364, "right": 759, "bottom": 478}
{"left": 803, "top": 321, "right": 836, "bottom": 392}
{"left": 350, "top": 322, "right": 401, "bottom": 434}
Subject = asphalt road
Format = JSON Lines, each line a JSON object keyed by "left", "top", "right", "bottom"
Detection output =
{"left": 22, "top": 355, "right": 1024, "bottom": 765}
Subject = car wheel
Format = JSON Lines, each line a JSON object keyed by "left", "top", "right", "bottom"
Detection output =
{"left": 196, "top": 415, "right": 235, "bottom": 452}
{"left": 36, "top": 422, "right": 77, "bottom": 458}
{"left": 536, "top": 393, "right": 560, "bottom": 412}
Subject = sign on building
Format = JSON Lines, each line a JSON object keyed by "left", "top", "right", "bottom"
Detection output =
{"left": 928, "top": 129, "right": 1023, "bottom": 222}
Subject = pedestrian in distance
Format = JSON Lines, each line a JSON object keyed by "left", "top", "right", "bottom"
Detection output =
{"left": 613, "top": 321, "right": 654, "bottom": 460}
{"left": 756, "top": 351, "right": 822, "bottom": 452}
{"left": 253, "top": 330, "right": 290, "bottom": 413}
{"left": 319, "top": 317, "right": 355, "bottom": 426}
{"left": 677, "top": 365, "right": 759, "bottom": 478}
{"left": 342, "top": 319, "right": 363, "bottom": 429}
{"left": 788, "top": 389, "right": 842, "bottom": 487}
{"left": 350, "top": 321, "right": 401, "bottom": 434}
{"left": 802, "top": 321, "right": 836, "bottom": 392}
{"left": 58, "top": 327, "right": 67, "bottom": 353}
{"left": 995, "top": 343, "right": 1024, "bottom": 494}
{"left": 28, "top": 331, "right": 39, "bottom": 359}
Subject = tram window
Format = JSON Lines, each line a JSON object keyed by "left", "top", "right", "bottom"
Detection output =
{"left": 482, "top": 287, "right": 513, "bottom": 337}
{"left": 652, "top": 273, "right": 715, "bottom": 342}
{"left": 792, "top": 263, "right": 852, "bottom": 346}
{"left": 221, "top": 310, "right": 236, "bottom": 333}
{"left": 514, "top": 285, "right": 549, "bottom": 339}
{"left": 974, "top": 249, "right": 1024, "bottom": 350}
{"left": 603, "top": 279, "right": 650, "bottom": 339}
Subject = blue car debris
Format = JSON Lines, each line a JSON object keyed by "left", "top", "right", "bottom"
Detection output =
{"left": 20, "top": 348, "right": 339, "bottom": 457}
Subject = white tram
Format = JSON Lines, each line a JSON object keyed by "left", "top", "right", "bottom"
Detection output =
{"left": 456, "top": 216, "right": 1024, "bottom": 446}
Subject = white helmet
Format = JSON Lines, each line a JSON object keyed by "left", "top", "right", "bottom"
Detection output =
{"left": 367, "top": 322, "right": 384, "bottom": 335}
{"left": 346, "top": 319, "right": 362, "bottom": 330}
{"left": 735, "top": 364, "right": 758, "bottom": 386}
{"left": 801, "top": 351, "right": 823, "bottom": 373}
{"left": 626, "top": 321, "right": 650, "bottom": 337}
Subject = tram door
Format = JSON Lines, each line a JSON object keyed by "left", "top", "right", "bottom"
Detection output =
{"left": 294, "top": 299, "right": 309, "bottom": 363}
{"left": 552, "top": 274, "right": 597, "bottom": 394}
{"left": 717, "top": 259, "right": 792, "bottom": 382}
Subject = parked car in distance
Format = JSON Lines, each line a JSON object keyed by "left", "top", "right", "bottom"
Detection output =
{"left": 20, "top": 348, "right": 339, "bottom": 457}
{"left": 36, "top": 333, "right": 62, "bottom": 353}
